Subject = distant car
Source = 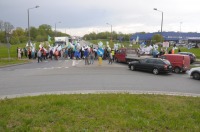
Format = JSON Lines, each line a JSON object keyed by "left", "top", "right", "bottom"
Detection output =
{"left": 128, "top": 58, "right": 172, "bottom": 75}
{"left": 188, "top": 67, "right": 200, "bottom": 80}
{"left": 177, "top": 52, "right": 196, "bottom": 64}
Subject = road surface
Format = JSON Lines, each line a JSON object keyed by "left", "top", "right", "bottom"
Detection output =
{"left": 0, "top": 59, "right": 199, "bottom": 99}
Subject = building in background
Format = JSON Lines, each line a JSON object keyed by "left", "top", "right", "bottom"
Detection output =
{"left": 130, "top": 32, "right": 200, "bottom": 47}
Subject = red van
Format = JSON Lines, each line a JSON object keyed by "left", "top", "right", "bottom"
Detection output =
{"left": 115, "top": 48, "right": 127, "bottom": 63}
{"left": 161, "top": 54, "right": 190, "bottom": 73}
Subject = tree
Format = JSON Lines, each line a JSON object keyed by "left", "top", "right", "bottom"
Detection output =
{"left": 36, "top": 35, "right": 46, "bottom": 42}
{"left": 1, "top": 21, "right": 14, "bottom": 43}
{"left": 11, "top": 27, "right": 27, "bottom": 44}
{"left": 38, "top": 24, "right": 52, "bottom": 36}
{"left": 4, "top": 22, "right": 14, "bottom": 33}
{"left": 29, "top": 27, "right": 38, "bottom": 41}
{"left": 151, "top": 34, "right": 164, "bottom": 44}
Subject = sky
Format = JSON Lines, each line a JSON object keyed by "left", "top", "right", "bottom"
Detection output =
{"left": 1, "top": 0, "right": 200, "bottom": 37}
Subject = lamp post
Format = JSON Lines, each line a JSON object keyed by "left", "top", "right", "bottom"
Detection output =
{"left": 106, "top": 23, "right": 112, "bottom": 41}
{"left": 153, "top": 8, "right": 163, "bottom": 34}
{"left": 28, "top": 5, "right": 39, "bottom": 45}
{"left": 55, "top": 21, "right": 61, "bottom": 37}
{"left": 179, "top": 22, "right": 182, "bottom": 43}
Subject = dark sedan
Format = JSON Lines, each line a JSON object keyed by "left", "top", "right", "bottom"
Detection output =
{"left": 128, "top": 58, "right": 172, "bottom": 75}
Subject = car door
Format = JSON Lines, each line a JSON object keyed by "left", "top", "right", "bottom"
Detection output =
{"left": 137, "top": 58, "right": 149, "bottom": 71}
{"left": 143, "top": 59, "right": 155, "bottom": 71}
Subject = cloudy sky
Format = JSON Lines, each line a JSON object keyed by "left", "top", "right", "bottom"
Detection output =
{"left": 1, "top": 0, "right": 200, "bottom": 36}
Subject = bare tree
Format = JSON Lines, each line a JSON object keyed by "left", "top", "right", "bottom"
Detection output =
{"left": 4, "top": 21, "right": 14, "bottom": 33}
{"left": 0, "top": 20, "right": 4, "bottom": 31}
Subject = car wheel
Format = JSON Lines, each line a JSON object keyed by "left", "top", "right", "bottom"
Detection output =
{"left": 174, "top": 67, "right": 180, "bottom": 73}
{"left": 192, "top": 72, "right": 200, "bottom": 80}
{"left": 130, "top": 65, "right": 135, "bottom": 71}
{"left": 153, "top": 68, "right": 159, "bottom": 75}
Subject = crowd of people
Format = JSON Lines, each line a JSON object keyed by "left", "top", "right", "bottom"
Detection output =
{"left": 17, "top": 47, "right": 28, "bottom": 59}
{"left": 17, "top": 45, "right": 115, "bottom": 65}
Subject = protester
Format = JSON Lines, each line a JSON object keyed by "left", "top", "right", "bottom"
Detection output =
{"left": 89, "top": 49, "right": 95, "bottom": 64}
{"left": 24, "top": 47, "right": 27, "bottom": 57}
{"left": 84, "top": 48, "right": 89, "bottom": 65}
{"left": 64, "top": 48, "right": 68, "bottom": 59}
{"left": 49, "top": 49, "right": 53, "bottom": 60}
{"left": 28, "top": 49, "right": 32, "bottom": 59}
{"left": 111, "top": 50, "right": 115, "bottom": 62}
{"left": 18, "top": 48, "right": 21, "bottom": 59}
{"left": 16, "top": 47, "right": 18, "bottom": 57}
{"left": 37, "top": 50, "right": 42, "bottom": 63}
{"left": 108, "top": 51, "right": 113, "bottom": 64}
{"left": 20, "top": 48, "right": 23, "bottom": 58}
{"left": 54, "top": 49, "right": 59, "bottom": 60}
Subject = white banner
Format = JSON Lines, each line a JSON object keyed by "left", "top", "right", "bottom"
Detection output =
{"left": 163, "top": 42, "right": 169, "bottom": 47}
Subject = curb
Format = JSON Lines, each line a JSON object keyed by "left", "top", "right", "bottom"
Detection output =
{"left": 1, "top": 90, "right": 200, "bottom": 100}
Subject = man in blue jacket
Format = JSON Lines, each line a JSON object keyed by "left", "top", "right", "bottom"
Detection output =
{"left": 84, "top": 48, "right": 89, "bottom": 65}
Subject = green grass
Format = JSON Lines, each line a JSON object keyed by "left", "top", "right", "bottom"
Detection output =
{"left": 0, "top": 43, "right": 26, "bottom": 58}
{"left": 174, "top": 47, "right": 200, "bottom": 58}
{"left": 0, "top": 43, "right": 38, "bottom": 66}
{"left": 0, "top": 59, "right": 30, "bottom": 67}
{"left": 0, "top": 94, "right": 199, "bottom": 131}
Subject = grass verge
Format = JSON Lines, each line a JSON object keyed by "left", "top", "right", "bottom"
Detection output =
{"left": 0, "top": 58, "right": 31, "bottom": 67}
{"left": 0, "top": 94, "right": 199, "bottom": 131}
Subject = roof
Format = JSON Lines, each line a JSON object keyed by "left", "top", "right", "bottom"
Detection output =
{"left": 130, "top": 32, "right": 200, "bottom": 41}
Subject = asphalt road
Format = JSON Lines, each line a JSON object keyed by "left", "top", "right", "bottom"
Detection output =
{"left": 0, "top": 59, "right": 200, "bottom": 99}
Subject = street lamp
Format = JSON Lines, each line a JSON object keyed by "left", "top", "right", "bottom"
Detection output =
{"left": 153, "top": 8, "right": 163, "bottom": 34}
{"left": 106, "top": 23, "right": 112, "bottom": 41}
{"left": 28, "top": 5, "right": 39, "bottom": 45}
{"left": 179, "top": 22, "right": 183, "bottom": 42}
{"left": 55, "top": 21, "right": 61, "bottom": 37}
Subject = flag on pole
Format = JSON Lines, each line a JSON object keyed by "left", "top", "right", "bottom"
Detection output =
{"left": 48, "top": 35, "right": 51, "bottom": 42}
{"left": 136, "top": 35, "right": 139, "bottom": 43}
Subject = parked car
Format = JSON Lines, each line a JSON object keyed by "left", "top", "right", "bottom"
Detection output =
{"left": 177, "top": 52, "right": 196, "bottom": 64}
{"left": 128, "top": 58, "right": 172, "bottom": 75}
{"left": 161, "top": 54, "right": 190, "bottom": 73}
{"left": 188, "top": 67, "right": 200, "bottom": 80}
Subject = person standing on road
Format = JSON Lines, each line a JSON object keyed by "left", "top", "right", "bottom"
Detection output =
{"left": 178, "top": 48, "right": 181, "bottom": 52}
{"left": 84, "top": 48, "right": 89, "bottom": 65}
{"left": 111, "top": 49, "right": 115, "bottom": 62}
{"left": 89, "top": 49, "right": 95, "bottom": 64}
{"left": 17, "top": 47, "right": 18, "bottom": 57}
{"left": 54, "top": 49, "right": 59, "bottom": 60}
{"left": 49, "top": 49, "right": 53, "bottom": 60}
{"left": 21, "top": 48, "right": 24, "bottom": 58}
{"left": 108, "top": 51, "right": 113, "bottom": 64}
{"left": 37, "top": 50, "right": 42, "bottom": 63}
{"left": 28, "top": 48, "right": 32, "bottom": 59}
{"left": 18, "top": 48, "right": 21, "bottom": 59}
{"left": 24, "top": 47, "right": 27, "bottom": 58}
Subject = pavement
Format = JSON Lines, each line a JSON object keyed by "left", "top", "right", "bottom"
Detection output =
{"left": 1, "top": 58, "right": 200, "bottom": 99}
